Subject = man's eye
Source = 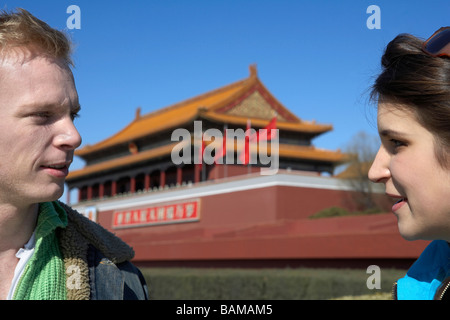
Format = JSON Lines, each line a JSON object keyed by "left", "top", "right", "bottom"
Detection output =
{"left": 34, "top": 112, "right": 51, "bottom": 118}
{"left": 71, "top": 112, "right": 80, "bottom": 121}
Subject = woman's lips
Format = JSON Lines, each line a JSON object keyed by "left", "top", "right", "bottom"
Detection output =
{"left": 392, "top": 198, "right": 408, "bottom": 213}
{"left": 386, "top": 193, "right": 408, "bottom": 213}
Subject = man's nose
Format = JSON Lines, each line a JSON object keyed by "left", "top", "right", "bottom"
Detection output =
{"left": 54, "top": 116, "right": 82, "bottom": 150}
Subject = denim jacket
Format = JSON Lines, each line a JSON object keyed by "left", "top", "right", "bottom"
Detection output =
{"left": 87, "top": 244, "right": 148, "bottom": 300}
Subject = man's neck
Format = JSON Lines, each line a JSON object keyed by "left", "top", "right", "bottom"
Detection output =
{"left": 0, "top": 203, "right": 39, "bottom": 253}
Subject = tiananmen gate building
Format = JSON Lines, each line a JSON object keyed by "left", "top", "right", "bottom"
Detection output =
{"left": 65, "top": 65, "right": 428, "bottom": 269}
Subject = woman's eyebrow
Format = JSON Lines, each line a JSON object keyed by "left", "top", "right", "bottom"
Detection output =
{"left": 379, "top": 129, "right": 409, "bottom": 138}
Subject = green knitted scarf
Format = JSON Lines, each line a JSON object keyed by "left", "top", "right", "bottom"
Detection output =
{"left": 13, "top": 202, "right": 68, "bottom": 300}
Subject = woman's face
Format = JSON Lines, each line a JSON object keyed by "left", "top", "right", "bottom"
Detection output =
{"left": 368, "top": 102, "right": 450, "bottom": 242}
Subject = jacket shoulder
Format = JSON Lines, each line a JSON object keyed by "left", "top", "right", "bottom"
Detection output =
{"left": 58, "top": 201, "right": 135, "bottom": 264}
{"left": 397, "top": 240, "right": 450, "bottom": 300}
{"left": 88, "top": 244, "right": 149, "bottom": 300}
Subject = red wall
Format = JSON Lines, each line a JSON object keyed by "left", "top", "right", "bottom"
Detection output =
{"left": 94, "top": 184, "right": 427, "bottom": 268}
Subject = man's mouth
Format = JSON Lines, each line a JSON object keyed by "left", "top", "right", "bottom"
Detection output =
{"left": 40, "top": 162, "right": 71, "bottom": 178}
{"left": 45, "top": 164, "right": 67, "bottom": 169}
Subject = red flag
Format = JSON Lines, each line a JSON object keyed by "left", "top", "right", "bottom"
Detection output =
{"left": 198, "top": 134, "right": 205, "bottom": 169}
{"left": 239, "top": 116, "right": 277, "bottom": 165}
{"left": 258, "top": 116, "right": 277, "bottom": 142}
{"left": 239, "top": 120, "right": 251, "bottom": 165}
{"left": 246, "top": 116, "right": 277, "bottom": 143}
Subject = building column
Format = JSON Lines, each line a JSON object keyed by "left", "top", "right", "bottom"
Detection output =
{"left": 194, "top": 164, "right": 200, "bottom": 183}
{"left": 87, "top": 185, "right": 93, "bottom": 200}
{"left": 111, "top": 180, "right": 117, "bottom": 196}
{"left": 78, "top": 186, "right": 83, "bottom": 202}
{"left": 176, "top": 166, "right": 182, "bottom": 185}
{"left": 160, "top": 170, "right": 166, "bottom": 188}
{"left": 99, "top": 183, "right": 104, "bottom": 198}
{"left": 144, "top": 173, "right": 150, "bottom": 190}
{"left": 130, "top": 176, "right": 136, "bottom": 193}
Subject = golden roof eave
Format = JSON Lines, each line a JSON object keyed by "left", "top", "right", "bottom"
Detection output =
{"left": 68, "top": 142, "right": 180, "bottom": 182}
{"left": 68, "top": 142, "right": 347, "bottom": 182}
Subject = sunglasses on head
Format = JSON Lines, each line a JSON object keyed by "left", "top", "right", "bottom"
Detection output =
{"left": 422, "top": 26, "right": 450, "bottom": 57}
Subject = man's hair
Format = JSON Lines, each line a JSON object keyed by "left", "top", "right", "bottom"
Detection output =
{"left": 0, "top": 8, "right": 73, "bottom": 67}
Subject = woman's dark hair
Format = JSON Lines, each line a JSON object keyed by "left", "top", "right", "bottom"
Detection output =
{"left": 371, "top": 33, "right": 450, "bottom": 168}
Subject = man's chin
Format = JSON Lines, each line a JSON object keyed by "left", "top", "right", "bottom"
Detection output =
{"left": 39, "top": 184, "right": 65, "bottom": 202}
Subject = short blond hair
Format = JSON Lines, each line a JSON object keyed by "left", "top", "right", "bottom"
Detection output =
{"left": 0, "top": 8, "right": 73, "bottom": 67}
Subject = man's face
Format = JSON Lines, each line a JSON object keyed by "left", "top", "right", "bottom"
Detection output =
{"left": 0, "top": 49, "right": 82, "bottom": 207}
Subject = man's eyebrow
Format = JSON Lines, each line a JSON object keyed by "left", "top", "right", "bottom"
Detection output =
{"left": 20, "top": 100, "right": 81, "bottom": 110}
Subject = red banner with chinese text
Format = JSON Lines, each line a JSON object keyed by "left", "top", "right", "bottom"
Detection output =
{"left": 112, "top": 199, "right": 200, "bottom": 228}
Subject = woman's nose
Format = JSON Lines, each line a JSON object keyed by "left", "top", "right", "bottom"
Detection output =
{"left": 368, "top": 146, "right": 390, "bottom": 183}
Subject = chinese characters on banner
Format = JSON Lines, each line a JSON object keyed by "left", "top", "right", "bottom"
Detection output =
{"left": 112, "top": 199, "right": 200, "bottom": 228}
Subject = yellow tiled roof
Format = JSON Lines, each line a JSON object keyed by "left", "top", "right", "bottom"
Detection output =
{"left": 199, "top": 110, "right": 332, "bottom": 134}
{"left": 76, "top": 65, "right": 330, "bottom": 157}
{"left": 76, "top": 77, "right": 247, "bottom": 157}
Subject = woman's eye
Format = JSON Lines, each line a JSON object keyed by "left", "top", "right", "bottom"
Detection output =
{"left": 390, "top": 139, "right": 406, "bottom": 149}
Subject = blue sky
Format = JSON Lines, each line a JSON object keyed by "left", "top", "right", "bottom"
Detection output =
{"left": 2, "top": 0, "right": 449, "bottom": 200}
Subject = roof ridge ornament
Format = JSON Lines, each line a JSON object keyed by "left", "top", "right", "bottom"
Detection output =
{"left": 249, "top": 64, "right": 257, "bottom": 78}
{"left": 135, "top": 106, "right": 141, "bottom": 120}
